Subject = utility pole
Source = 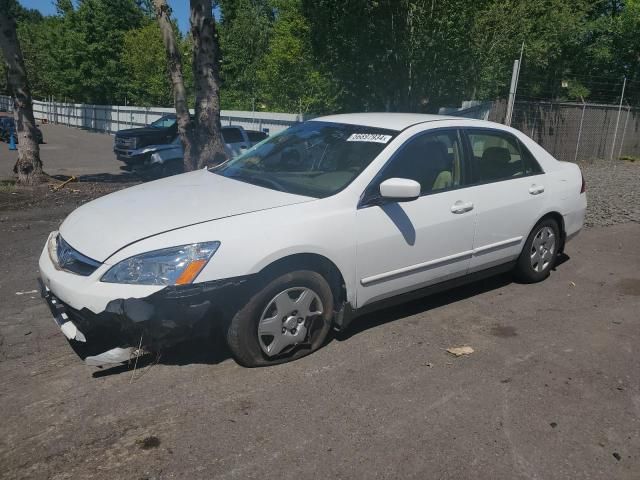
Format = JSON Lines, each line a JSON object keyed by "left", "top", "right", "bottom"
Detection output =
{"left": 610, "top": 76, "right": 626, "bottom": 161}
{"left": 505, "top": 42, "right": 525, "bottom": 127}
{"left": 505, "top": 59, "right": 520, "bottom": 126}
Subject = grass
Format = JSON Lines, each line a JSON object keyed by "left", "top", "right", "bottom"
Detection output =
{"left": 619, "top": 155, "right": 639, "bottom": 163}
{"left": 0, "top": 179, "right": 16, "bottom": 193}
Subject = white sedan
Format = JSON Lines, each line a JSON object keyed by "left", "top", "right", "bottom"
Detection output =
{"left": 38, "top": 113, "right": 586, "bottom": 367}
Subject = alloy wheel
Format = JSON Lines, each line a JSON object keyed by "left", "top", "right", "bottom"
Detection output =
{"left": 530, "top": 226, "right": 556, "bottom": 273}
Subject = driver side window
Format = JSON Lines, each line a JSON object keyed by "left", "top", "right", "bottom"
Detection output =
{"left": 379, "top": 130, "right": 464, "bottom": 195}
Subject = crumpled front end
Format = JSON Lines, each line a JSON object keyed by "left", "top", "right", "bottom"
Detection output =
{"left": 38, "top": 233, "right": 251, "bottom": 366}
{"left": 40, "top": 277, "right": 250, "bottom": 366}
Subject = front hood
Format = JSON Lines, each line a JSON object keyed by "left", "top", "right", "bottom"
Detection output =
{"left": 115, "top": 127, "right": 165, "bottom": 138}
{"left": 59, "top": 169, "right": 314, "bottom": 262}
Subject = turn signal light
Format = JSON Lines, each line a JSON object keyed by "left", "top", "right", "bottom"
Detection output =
{"left": 175, "top": 259, "right": 208, "bottom": 285}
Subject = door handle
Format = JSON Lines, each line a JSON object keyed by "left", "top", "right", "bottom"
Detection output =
{"left": 451, "top": 201, "right": 474, "bottom": 214}
{"left": 529, "top": 184, "right": 545, "bottom": 195}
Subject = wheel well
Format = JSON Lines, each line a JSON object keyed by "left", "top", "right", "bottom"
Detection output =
{"left": 256, "top": 254, "right": 347, "bottom": 310}
{"left": 539, "top": 211, "right": 566, "bottom": 250}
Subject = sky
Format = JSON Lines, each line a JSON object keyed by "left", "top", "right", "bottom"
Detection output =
{"left": 18, "top": 0, "right": 192, "bottom": 33}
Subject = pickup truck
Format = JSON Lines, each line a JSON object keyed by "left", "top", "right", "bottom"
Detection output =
{"left": 114, "top": 119, "right": 268, "bottom": 177}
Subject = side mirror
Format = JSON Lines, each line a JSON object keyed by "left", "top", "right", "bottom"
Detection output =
{"left": 379, "top": 178, "right": 421, "bottom": 202}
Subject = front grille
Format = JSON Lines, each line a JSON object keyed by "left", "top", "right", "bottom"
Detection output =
{"left": 115, "top": 136, "right": 136, "bottom": 149}
{"left": 56, "top": 235, "right": 102, "bottom": 276}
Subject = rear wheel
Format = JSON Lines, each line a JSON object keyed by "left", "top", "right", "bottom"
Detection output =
{"left": 226, "top": 270, "right": 334, "bottom": 367}
{"left": 514, "top": 218, "right": 560, "bottom": 283}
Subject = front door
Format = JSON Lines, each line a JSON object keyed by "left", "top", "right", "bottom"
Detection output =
{"left": 355, "top": 129, "right": 476, "bottom": 308}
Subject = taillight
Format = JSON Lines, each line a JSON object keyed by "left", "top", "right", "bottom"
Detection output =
{"left": 580, "top": 172, "right": 586, "bottom": 194}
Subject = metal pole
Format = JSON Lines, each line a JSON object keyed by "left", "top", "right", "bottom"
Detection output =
{"left": 505, "top": 59, "right": 520, "bottom": 126}
{"left": 617, "top": 104, "right": 631, "bottom": 160}
{"left": 574, "top": 99, "right": 587, "bottom": 163}
{"left": 610, "top": 76, "right": 626, "bottom": 161}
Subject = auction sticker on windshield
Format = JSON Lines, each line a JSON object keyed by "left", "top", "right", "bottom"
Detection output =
{"left": 346, "top": 133, "right": 393, "bottom": 143}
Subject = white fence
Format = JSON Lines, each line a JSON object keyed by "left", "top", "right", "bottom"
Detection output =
{"left": 0, "top": 95, "right": 307, "bottom": 135}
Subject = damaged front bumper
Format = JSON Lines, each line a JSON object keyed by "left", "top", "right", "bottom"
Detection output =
{"left": 39, "top": 276, "right": 250, "bottom": 366}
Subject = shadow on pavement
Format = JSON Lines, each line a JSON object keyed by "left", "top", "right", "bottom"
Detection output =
{"left": 91, "top": 334, "right": 231, "bottom": 379}
{"left": 92, "top": 255, "right": 573, "bottom": 377}
{"left": 336, "top": 273, "right": 514, "bottom": 341}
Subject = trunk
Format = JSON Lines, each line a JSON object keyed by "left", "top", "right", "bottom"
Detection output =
{"left": 152, "top": 0, "right": 195, "bottom": 171}
{"left": 0, "top": 4, "right": 42, "bottom": 185}
{"left": 190, "top": 0, "right": 227, "bottom": 168}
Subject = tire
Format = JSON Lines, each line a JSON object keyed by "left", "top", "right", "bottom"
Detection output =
{"left": 226, "top": 270, "right": 334, "bottom": 367}
{"left": 514, "top": 218, "right": 560, "bottom": 283}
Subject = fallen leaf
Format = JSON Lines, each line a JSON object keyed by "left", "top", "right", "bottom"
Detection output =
{"left": 447, "top": 346, "right": 474, "bottom": 357}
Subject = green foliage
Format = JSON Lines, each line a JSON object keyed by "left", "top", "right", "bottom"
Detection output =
{"left": 219, "top": 0, "right": 273, "bottom": 109}
{"left": 121, "top": 22, "right": 172, "bottom": 106}
{"left": 256, "top": 0, "right": 337, "bottom": 113}
{"left": 3, "top": 0, "right": 640, "bottom": 112}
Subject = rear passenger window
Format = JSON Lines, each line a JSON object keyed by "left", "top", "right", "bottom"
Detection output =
{"left": 222, "top": 128, "right": 244, "bottom": 143}
{"left": 467, "top": 131, "right": 525, "bottom": 183}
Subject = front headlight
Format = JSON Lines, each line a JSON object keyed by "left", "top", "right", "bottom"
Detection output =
{"left": 101, "top": 242, "right": 220, "bottom": 286}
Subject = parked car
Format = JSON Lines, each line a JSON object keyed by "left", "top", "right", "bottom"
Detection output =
{"left": 0, "top": 116, "right": 44, "bottom": 144}
{"left": 39, "top": 113, "right": 586, "bottom": 368}
{"left": 117, "top": 125, "right": 269, "bottom": 177}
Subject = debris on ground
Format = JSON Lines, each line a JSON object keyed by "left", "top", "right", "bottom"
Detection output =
{"left": 446, "top": 346, "right": 474, "bottom": 357}
{"left": 569, "top": 281, "right": 576, "bottom": 287}
{"left": 51, "top": 176, "right": 77, "bottom": 191}
{"left": 15, "top": 289, "right": 38, "bottom": 296}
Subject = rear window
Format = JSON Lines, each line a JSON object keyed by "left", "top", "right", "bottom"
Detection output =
{"left": 222, "top": 128, "right": 244, "bottom": 143}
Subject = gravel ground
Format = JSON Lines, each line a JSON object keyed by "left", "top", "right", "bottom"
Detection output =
{"left": 580, "top": 160, "right": 640, "bottom": 227}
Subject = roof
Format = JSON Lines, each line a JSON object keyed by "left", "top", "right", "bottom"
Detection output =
{"left": 312, "top": 112, "right": 453, "bottom": 131}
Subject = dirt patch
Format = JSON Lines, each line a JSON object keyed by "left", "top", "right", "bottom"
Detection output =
{"left": 137, "top": 436, "right": 161, "bottom": 450}
{"left": 0, "top": 180, "right": 137, "bottom": 213}
{"left": 490, "top": 325, "right": 518, "bottom": 338}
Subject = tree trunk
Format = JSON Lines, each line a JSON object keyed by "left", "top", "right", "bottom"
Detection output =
{"left": 0, "top": 3, "right": 42, "bottom": 185}
{"left": 190, "top": 0, "right": 227, "bottom": 168}
{"left": 153, "top": 0, "right": 227, "bottom": 172}
{"left": 152, "top": 0, "right": 194, "bottom": 171}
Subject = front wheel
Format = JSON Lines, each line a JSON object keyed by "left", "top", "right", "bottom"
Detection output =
{"left": 226, "top": 270, "right": 334, "bottom": 367}
{"left": 514, "top": 218, "right": 560, "bottom": 283}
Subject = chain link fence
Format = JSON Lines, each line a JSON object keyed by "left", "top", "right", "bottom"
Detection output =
{"left": 485, "top": 99, "right": 640, "bottom": 162}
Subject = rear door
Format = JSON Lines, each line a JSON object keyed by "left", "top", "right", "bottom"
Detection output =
{"left": 463, "top": 128, "right": 546, "bottom": 272}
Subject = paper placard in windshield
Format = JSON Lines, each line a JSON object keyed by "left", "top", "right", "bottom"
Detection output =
{"left": 346, "top": 133, "right": 392, "bottom": 144}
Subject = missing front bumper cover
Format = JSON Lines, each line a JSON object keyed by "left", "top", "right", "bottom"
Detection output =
{"left": 39, "top": 276, "right": 252, "bottom": 366}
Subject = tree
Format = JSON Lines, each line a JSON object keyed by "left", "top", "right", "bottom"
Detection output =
{"left": 258, "top": 0, "right": 337, "bottom": 114}
{"left": 0, "top": 0, "right": 42, "bottom": 185}
{"left": 121, "top": 22, "right": 173, "bottom": 106}
{"left": 152, "top": 0, "right": 226, "bottom": 171}
{"left": 218, "top": 0, "right": 273, "bottom": 110}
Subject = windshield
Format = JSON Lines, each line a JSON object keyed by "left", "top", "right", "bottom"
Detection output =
{"left": 211, "top": 121, "right": 397, "bottom": 198}
{"left": 149, "top": 115, "right": 176, "bottom": 129}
